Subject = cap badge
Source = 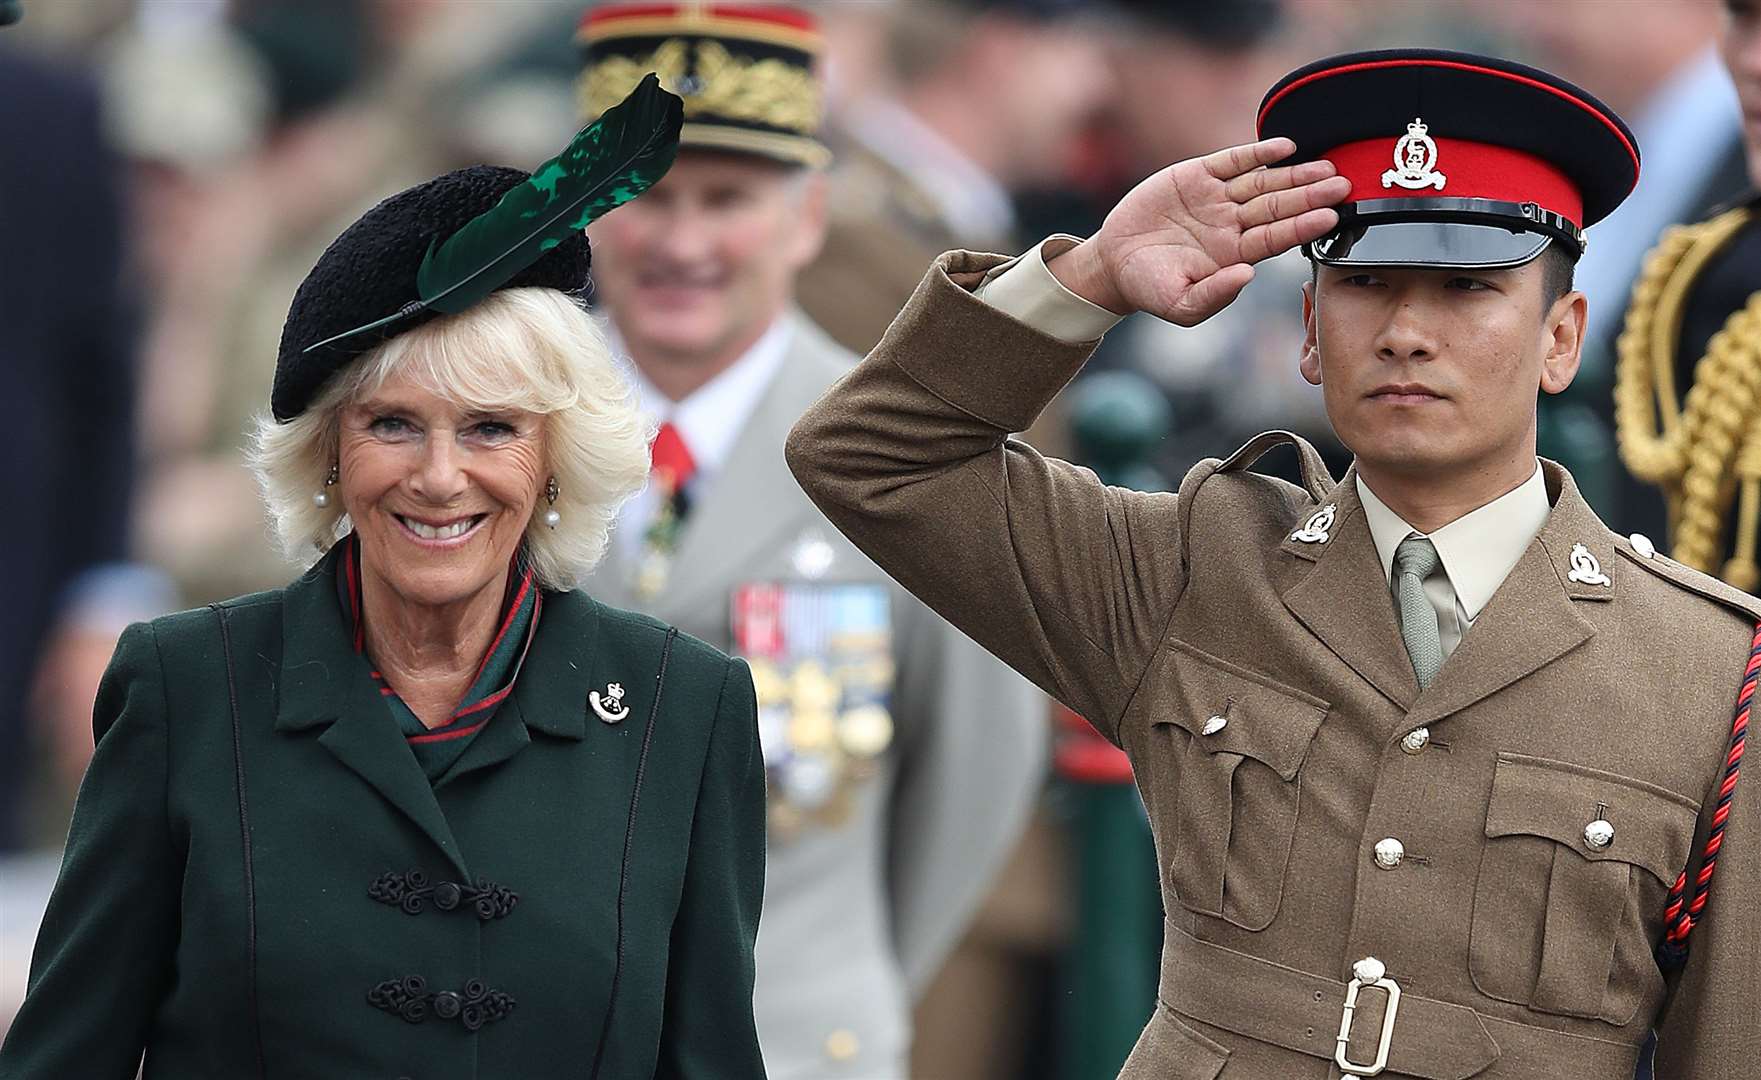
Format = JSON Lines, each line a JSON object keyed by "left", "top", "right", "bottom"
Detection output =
{"left": 1291, "top": 504, "right": 1337, "bottom": 544}
{"left": 1567, "top": 543, "right": 1612, "bottom": 587}
{"left": 1382, "top": 117, "right": 1447, "bottom": 192}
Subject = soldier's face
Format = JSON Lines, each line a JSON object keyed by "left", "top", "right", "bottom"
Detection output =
{"left": 1724, "top": 0, "right": 1761, "bottom": 181}
{"left": 587, "top": 151, "right": 827, "bottom": 378}
{"left": 1299, "top": 263, "right": 1585, "bottom": 481}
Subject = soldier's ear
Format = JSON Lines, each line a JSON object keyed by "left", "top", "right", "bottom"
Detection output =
{"left": 1300, "top": 279, "right": 1322, "bottom": 386}
{"left": 1539, "top": 289, "right": 1586, "bottom": 396}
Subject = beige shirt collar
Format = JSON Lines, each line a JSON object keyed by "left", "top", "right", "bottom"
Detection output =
{"left": 1356, "top": 462, "right": 1550, "bottom": 622}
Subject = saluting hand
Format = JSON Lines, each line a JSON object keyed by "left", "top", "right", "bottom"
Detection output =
{"left": 1048, "top": 137, "right": 1352, "bottom": 327}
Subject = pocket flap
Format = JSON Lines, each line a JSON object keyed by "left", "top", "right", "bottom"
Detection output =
{"left": 1485, "top": 753, "right": 1700, "bottom": 883}
{"left": 1155, "top": 641, "right": 1329, "bottom": 781}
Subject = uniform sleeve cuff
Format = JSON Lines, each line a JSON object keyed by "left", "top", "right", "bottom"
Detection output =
{"left": 972, "top": 235, "right": 1125, "bottom": 344}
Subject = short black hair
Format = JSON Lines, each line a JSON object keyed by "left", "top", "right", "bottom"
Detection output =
{"left": 1538, "top": 242, "right": 1578, "bottom": 306}
{"left": 1307, "top": 240, "right": 1579, "bottom": 309}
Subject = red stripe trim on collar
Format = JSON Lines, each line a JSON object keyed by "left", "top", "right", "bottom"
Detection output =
{"left": 468, "top": 567, "right": 534, "bottom": 686}
{"left": 451, "top": 683, "right": 515, "bottom": 722}
{"left": 406, "top": 718, "right": 490, "bottom": 745}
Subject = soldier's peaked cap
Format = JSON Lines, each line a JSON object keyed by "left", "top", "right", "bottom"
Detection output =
{"left": 1257, "top": 49, "right": 1639, "bottom": 269}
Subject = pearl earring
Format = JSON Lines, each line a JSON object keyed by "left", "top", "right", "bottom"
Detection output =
{"left": 313, "top": 464, "right": 338, "bottom": 508}
{"left": 543, "top": 476, "right": 561, "bottom": 529}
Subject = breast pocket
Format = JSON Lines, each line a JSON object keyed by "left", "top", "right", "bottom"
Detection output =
{"left": 1148, "top": 642, "right": 1329, "bottom": 932}
{"left": 1469, "top": 752, "right": 1699, "bottom": 1025}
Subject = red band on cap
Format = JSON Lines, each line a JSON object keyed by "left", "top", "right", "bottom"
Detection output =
{"left": 1326, "top": 135, "right": 1583, "bottom": 227}
{"left": 581, "top": 3, "right": 818, "bottom": 35}
{"left": 1258, "top": 58, "right": 1639, "bottom": 181}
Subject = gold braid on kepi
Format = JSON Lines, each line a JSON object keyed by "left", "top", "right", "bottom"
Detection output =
{"left": 576, "top": 3, "right": 830, "bottom": 169}
{"left": 1615, "top": 205, "right": 1761, "bottom": 589}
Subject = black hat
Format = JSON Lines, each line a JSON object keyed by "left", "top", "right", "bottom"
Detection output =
{"left": 272, "top": 73, "right": 681, "bottom": 421}
{"left": 577, "top": 2, "right": 829, "bottom": 167}
{"left": 271, "top": 166, "right": 591, "bottom": 421}
{"left": 1257, "top": 49, "right": 1640, "bottom": 269}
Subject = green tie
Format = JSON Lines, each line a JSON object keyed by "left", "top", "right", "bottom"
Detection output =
{"left": 1394, "top": 536, "right": 1444, "bottom": 689}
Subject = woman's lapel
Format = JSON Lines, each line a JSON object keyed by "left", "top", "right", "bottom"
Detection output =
{"left": 274, "top": 549, "right": 471, "bottom": 880}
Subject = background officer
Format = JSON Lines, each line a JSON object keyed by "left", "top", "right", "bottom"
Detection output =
{"left": 790, "top": 48, "right": 1761, "bottom": 1078}
{"left": 1616, "top": 0, "right": 1761, "bottom": 590}
{"left": 574, "top": 4, "right": 1046, "bottom": 1077}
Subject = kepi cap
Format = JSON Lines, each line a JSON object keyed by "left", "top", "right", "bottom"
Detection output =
{"left": 577, "top": 2, "right": 829, "bottom": 167}
{"left": 1257, "top": 49, "right": 1640, "bottom": 269}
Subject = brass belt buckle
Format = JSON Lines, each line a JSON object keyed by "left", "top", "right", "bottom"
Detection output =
{"left": 1335, "top": 957, "right": 1402, "bottom": 1077}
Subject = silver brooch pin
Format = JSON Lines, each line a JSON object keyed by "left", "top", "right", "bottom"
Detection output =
{"left": 1291, "top": 504, "right": 1337, "bottom": 544}
{"left": 1382, "top": 117, "right": 1447, "bottom": 191}
{"left": 590, "top": 682, "right": 631, "bottom": 724}
{"left": 1567, "top": 543, "right": 1612, "bottom": 587}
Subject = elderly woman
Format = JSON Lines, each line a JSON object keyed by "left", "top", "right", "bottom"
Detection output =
{"left": 0, "top": 83, "right": 766, "bottom": 1080}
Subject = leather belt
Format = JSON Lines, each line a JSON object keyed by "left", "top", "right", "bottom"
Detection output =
{"left": 1158, "top": 921, "right": 1643, "bottom": 1079}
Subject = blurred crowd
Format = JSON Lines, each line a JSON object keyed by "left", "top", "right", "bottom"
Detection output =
{"left": 1, "top": 0, "right": 1751, "bottom": 1075}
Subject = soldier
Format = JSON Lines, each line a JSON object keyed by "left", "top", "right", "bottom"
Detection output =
{"left": 573, "top": 5, "right": 1046, "bottom": 1078}
{"left": 789, "top": 48, "right": 1761, "bottom": 1079}
{"left": 1616, "top": 0, "right": 1761, "bottom": 592}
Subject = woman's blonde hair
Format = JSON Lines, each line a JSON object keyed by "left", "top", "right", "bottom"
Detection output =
{"left": 250, "top": 287, "right": 651, "bottom": 591}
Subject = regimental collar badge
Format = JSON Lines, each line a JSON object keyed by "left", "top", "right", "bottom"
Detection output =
{"left": 591, "top": 682, "right": 631, "bottom": 724}
{"left": 1383, "top": 117, "right": 1447, "bottom": 191}
{"left": 1566, "top": 543, "right": 1612, "bottom": 587}
{"left": 1291, "top": 504, "right": 1337, "bottom": 544}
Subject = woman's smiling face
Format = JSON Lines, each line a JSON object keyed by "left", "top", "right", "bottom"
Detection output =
{"left": 337, "top": 369, "right": 547, "bottom": 612}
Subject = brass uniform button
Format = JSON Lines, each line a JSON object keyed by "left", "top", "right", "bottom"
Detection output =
{"left": 1584, "top": 819, "right": 1616, "bottom": 850}
{"left": 1201, "top": 715, "right": 1228, "bottom": 736}
{"left": 1373, "top": 837, "right": 1405, "bottom": 869}
{"left": 1399, "top": 727, "right": 1430, "bottom": 754}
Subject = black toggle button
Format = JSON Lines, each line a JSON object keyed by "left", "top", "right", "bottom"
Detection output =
{"left": 368, "top": 976, "right": 516, "bottom": 1030}
{"left": 369, "top": 869, "right": 518, "bottom": 920}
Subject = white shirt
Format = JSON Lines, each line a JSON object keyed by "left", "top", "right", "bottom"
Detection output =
{"left": 610, "top": 316, "right": 794, "bottom": 560}
{"left": 1356, "top": 466, "right": 1550, "bottom": 657}
{"left": 971, "top": 237, "right": 1555, "bottom": 656}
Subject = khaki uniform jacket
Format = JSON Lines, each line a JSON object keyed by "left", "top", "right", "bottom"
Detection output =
{"left": 588, "top": 317, "right": 1045, "bottom": 1080}
{"left": 785, "top": 252, "right": 1761, "bottom": 1080}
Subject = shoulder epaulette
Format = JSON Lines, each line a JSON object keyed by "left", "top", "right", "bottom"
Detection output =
{"left": 1215, "top": 430, "right": 1336, "bottom": 502}
{"left": 1614, "top": 535, "right": 1761, "bottom": 623}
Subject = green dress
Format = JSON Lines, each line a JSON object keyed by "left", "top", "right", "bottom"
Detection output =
{"left": 0, "top": 543, "right": 767, "bottom": 1080}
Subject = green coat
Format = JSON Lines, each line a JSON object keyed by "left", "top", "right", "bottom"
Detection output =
{"left": 0, "top": 551, "right": 767, "bottom": 1080}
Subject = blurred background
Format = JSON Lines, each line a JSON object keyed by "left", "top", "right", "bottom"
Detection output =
{"left": 0, "top": 1, "right": 1747, "bottom": 1075}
